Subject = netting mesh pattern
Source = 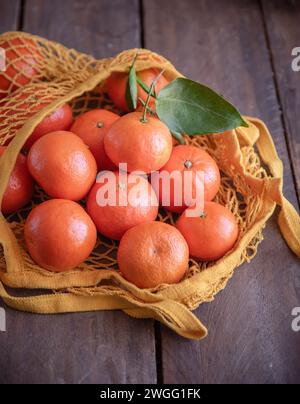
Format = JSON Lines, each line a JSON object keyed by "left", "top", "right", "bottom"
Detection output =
{"left": 0, "top": 32, "right": 270, "bottom": 312}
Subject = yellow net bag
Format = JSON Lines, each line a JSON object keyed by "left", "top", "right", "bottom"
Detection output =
{"left": 0, "top": 32, "right": 299, "bottom": 340}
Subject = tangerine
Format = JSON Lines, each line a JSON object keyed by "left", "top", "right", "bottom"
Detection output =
{"left": 0, "top": 85, "right": 73, "bottom": 150}
{"left": 118, "top": 221, "right": 189, "bottom": 289}
{"left": 106, "top": 68, "right": 169, "bottom": 112}
{"left": 157, "top": 145, "right": 220, "bottom": 213}
{"left": 70, "top": 109, "right": 119, "bottom": 171}
{"left": 0, "top": 146, "right": 34, "bottom": 215}
{"left": 176, "top": 201, "right": 239, "bottom": 261}
{"left": 87, "top": 171, "right": 158, "bottom": 240}
{"left": 0, "top": 38, "right": 41, "bottom": 99}
{"left": 104, "top": 111, "right": 172, "bottom": 173}
{"left": 24, "top": 103, "right": 73, "bottom": 150}
{"left": 24, "top": 199, "right": 97, "bottom": 272}
{"left": 27, "top": 131, "right": 97, "bottom": 201}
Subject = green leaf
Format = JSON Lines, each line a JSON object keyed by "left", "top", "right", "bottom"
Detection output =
{"left": 156, "top": 78, "right": 248, "bottom": 135}
{"left": 126, "top": 65, "right": 137, "bottom": 110}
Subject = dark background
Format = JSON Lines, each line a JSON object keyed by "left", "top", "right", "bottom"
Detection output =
{"left": 0, "top": 0, "right": 300, "bottom": 384}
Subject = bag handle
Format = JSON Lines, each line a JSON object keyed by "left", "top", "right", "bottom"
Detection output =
{"left": 243, "top": 117, "right": 300, "bottom": 257}
{"left": 0, "top": 279, "right": 207, "bottom": 340}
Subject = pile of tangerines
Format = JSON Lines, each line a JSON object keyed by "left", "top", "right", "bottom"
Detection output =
{"left": 0, "top": 40, "right": 239, "bottom": 289}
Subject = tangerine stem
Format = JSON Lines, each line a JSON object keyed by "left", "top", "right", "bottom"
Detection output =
{"left": 137, "top": 77, "right": 156, "bottom": 98}
{"left": 140, "top": 80, "right": 155, "bottom": 123}
{"left": 138, "top": 97, "right": 155, "bottom": 115}
{"left": 140, "top": 68, "right": 166, "bottom": 123}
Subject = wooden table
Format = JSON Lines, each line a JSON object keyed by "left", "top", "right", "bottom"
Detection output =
{"left": 0, "top": 0, "right": 299, "bottom": 384}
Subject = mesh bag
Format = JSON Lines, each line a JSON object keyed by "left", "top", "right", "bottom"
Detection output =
{"left": 0, "top": 31, "right": 299, "bottom": 339}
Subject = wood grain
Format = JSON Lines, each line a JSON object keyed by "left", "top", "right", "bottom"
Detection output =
{"left": 262, "top": 0, "right": 300, "bottom": 204}
{"left": 143, "top": 0, "right": 300, "bottom": 384}
{"left": 0, "top": 0, "right": 157, "bottom": 384}
{"left": 0, "top": 308, "right": 156, "bottom": 384}
{"left": 23, "top": 0, "right": 141, "bottom": 58}
{"left": 0, "top": 0, "right": 21, "bottom": 32}
{"left": 1, "top": 0, "right": 299, "bottom": 385}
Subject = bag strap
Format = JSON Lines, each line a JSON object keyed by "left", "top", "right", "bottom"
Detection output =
{"left": 244, "top": 117, "right": 300, "bottom": 257}
{"left": 0, "top": 279, "right": 207, "bottom": 340}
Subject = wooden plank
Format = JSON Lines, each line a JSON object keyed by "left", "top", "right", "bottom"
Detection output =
{"left": 262, "top": 0, "right": 300, "bottom": 203}
{"left": 0, "top": 307, "right": 155, "bottom": 384}
{"left": 0, "top": 0, "right": 157, "bottom": 384}
{"left": 23, "top": 0, "right": 141, "bottom": 58}
{"left": 0, "top": 0, "right": 21, "bottom": 32}
{"left": 143, "top": 0, "right": 300, "bottom": 384}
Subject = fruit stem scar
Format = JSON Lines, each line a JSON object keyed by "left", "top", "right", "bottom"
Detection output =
{"left": 96, "top": 121, "right": 104, "bottom": 128}
{"left": 200, "top": 211, "right": 207, "bottom": 219}
{"left": 184, "top": 160, "right": 193, "bottom": 169}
